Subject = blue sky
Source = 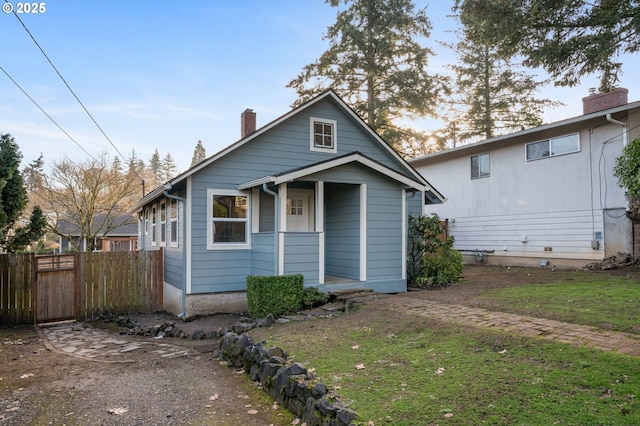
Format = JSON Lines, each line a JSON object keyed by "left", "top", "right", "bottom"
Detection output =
{"left": 2, "top": 0, "right": 639, "bottom": 172}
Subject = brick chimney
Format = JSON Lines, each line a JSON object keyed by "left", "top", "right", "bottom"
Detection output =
{"left": 582, "top": 87, "right": 628, "bottom": 114}
{"left": 241, "top": 109, "right": 256, "bottom": 138}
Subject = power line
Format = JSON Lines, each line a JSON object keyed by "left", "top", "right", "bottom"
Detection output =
{"left": 0, "top": 65, "right": 99, "bottom": 162}
{"left": 7, "top": 4, "right": 143, "bottom": 181}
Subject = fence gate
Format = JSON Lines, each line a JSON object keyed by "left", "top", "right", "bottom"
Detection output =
{"left": 35, "top": 254, "right": 76, "bottom": 323}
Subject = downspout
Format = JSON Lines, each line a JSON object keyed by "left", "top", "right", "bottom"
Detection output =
{"left": 262, "top": 183, "right": 279, "bottom": 274}
{"left": 606, "top": 113, "right": 628, "bottom": 147}
{"left": 163, "top": 184, "right": 187, "bottom": 319}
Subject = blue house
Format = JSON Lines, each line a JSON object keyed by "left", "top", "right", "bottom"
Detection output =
{"left": 131, "top": 90, "right": 444, "bottom": 318}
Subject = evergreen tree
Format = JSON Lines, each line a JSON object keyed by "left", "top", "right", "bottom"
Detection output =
{"left": 444, "top": 24, "right": 560, "bottom": 142}
{"left": 111, "top": 156, "right": 122, "bottom": 174}
{"left": 149, "top": 149, "right": 162, "bottom": 181}
{"left": 162, "top": 153, "right": 178, "bottom": 181}
{"left": 0, "top": 134, "right": 46, "bottom": 252}
{"left": 22, "top": 154, "right": 45, "bottom": 192}
{"left": 191, "top": 140, "right": 206, "bottom": 167}
{"left": 455, "top": 0, "right": 639, "bottom": 92}
{"left": 288, "top": 0, "right": 448, "bottom": 152}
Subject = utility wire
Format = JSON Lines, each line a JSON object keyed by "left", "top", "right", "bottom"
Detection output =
{"left": 7, "top": 4, "right": 143, "bottom": 181}
{"left": 0, "top": 65, "right": 99, "bottom": 162}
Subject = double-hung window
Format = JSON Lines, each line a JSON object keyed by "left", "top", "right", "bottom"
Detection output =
{"left": 170, "top": 198, "right": 178, "bottom": 246}
{"left": 526, "top": 133, "right": 579, "bottom": 161}
{"left": 160, "top": 202, "right": 167, "bottom": 246}
{"left": 207, "top": 189, "right": 250, "bottom": 249}
{"left": 151, "top": 205, "right": 157, "bottom": 246}
{"left": 310, "top": 117, "right": 337, "bottom": 153}
{"left": 471, "top": 153, "right": 490, "bottom": 179}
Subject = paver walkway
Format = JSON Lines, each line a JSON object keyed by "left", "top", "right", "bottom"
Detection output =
{"left": 37, "top": 322, "right": 197, "bottom": 362}
{"left": 366, "top": 295, "right": 640, "bottom": 357}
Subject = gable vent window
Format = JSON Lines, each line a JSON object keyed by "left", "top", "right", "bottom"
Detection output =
{"left": 526, "top": 133, "right": 580, "bottom": 161}
{"left": 310, "top": 117, "right": 337, "bottom": 153}
{"left": 471, "top": 153, "right": 490, "bottom": 179}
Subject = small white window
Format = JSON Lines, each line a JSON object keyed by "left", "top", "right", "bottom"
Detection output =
{"left": 526, "top": 133, "right": 579, "bottom": 161}
{"left": 144, "top": 208, "right": 149, "bottom": 235}
{"left": 310, "top": 117, "right": 337, "bottom": 153}
{"left": 471, "top": 153, "right": 490, "bottom": 179}
{"left": 160, "top": 202, "right": 167, "bottom": 246}
{"left": 170, "top": 198, "right": 178, "bottom": 246}
{"left": 151, "top": 205, "right": 157, "bottom": 246}
{"left": 207, "top": 189, "right": 250, "bottom": 249}
{"left": 287, "top": 198, "right": 304, "bottom": 216}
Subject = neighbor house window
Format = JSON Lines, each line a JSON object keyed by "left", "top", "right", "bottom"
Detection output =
{"left": 310, "top": 117, "right": 337, "bottom": 153}
{"left": 160, "top": 202, "right": 166, "bottom": 245}
{"left": 471, "top": 153, "right": 490, "bottom": 179}
{"left": 207, "top": 189, "right": 250, "bottom": 248}
{"left": 526, "top": 133, "right": 580, "bottom": 161}
{"left": 144, "top": 208, "right": 149, "bottom": 235}
{"left": 151, "top": 205, "right": 157, "bottom": 246}
{"left": 170, "top": 198, "right": 178, "bottom": 246}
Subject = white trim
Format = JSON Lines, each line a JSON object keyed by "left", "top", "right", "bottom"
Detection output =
{"left": 186, "top": 177, "right": 192, "bottom": 294}
{"left": 360, "top": 184, "right": 367, "bottom": 281}
{"left": 206, "top": 188, "right": 251, "bottom": 250}
{"left": 278, "top": 232, "right": 285, "bottom": 275}
{"left": 315, "top": 181, "right": 324, "bottom": 232}
{"left": 144, "top": 208, "right": 149, "bottom": 236}
{"left": 402, "top": 189, "right": 407, "bottom": 280}
{"left": 319, "top": 232, "right": 325, "bottom": 284}
{"left": 309, "top": 117, "right": 338, "bottom": 153}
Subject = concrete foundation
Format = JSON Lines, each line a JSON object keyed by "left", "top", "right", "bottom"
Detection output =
{"left": 163, "top": 283, "right": 249, "bottom": 319}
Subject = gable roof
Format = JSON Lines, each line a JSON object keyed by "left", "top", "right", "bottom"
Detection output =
{"left": 237, "top": 151, "right": 439, "bottom": 193}
{"left": 58, "top": 214, "right": 138, "bottom": 237}
{"left": 410, "top": 100, "right": 640, "bottom": 166}
{"left": 134, "top": 90, "right": 440, "bottom": 211}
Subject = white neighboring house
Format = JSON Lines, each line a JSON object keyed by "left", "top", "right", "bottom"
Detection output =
{"left": 410, "top": 89, "right": 640, "bottom": 268}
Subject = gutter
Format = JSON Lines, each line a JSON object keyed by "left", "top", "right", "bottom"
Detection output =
{"left": 163, "top": 184, "right": 188, "bottom": 319}
{"left": 606, "top": 113, "right": 628, "bottom": 147}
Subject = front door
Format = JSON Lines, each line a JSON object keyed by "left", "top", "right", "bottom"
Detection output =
{"left": 287, "top": 188, "right": 314, "bottom": 232}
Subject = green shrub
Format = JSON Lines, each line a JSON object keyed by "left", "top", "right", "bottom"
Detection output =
{"left": 407, "top": 213, "right": 463, "bottom": 288}
{"left": 301, "top": 286, "right": 329, "bottom": 309}
{"left": 246, "top": 274, "right": 304, "bottom": 318}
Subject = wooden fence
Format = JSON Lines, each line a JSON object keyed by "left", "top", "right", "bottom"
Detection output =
{"left": 0, "top": 250, "right": 163, "bottom": 326}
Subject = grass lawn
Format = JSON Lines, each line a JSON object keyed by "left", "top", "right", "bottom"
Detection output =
{"left": 249, "top": 270, "right": 640, "bottom": 425}
{"left": 473, "top": 274, "right": 640, "bottom": 334}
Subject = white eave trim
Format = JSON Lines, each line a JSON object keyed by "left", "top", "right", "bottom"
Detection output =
{"left": 237, "top": 153, "right": 431, "bottom": 193}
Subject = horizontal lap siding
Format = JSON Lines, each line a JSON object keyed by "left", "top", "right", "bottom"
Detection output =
{"left": 367, "top": 180, "right": 403, "bottom": 279}
{"left": 325, "top": 184, "right": 360, "bottom": 280}
{"left": 251, "top": 233, "right": 275, "bottom": 276}
{"left": 283, "top": 233, "right": 320, "bottom": 285}
{"left": 449, "top": 210, "right": 603, "bottom": 260}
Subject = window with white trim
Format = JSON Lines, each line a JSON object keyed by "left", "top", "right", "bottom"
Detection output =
{"left": 170, "top": 198, "right": 178, "bottom": 246}
{"left": 151, "top": 205, "right": 157, "bottom": 246}
{"left": 471, "top": 153, "right": 490, "bottom": 179}
{"left": 310, "top": 117, "right": 337, "bottom": 153}
{"left": 144, "top": 208, "right": 149, "bottom": 235}
{"left": 207, "top": 189, "right": 250, "bottom": 248}
{"left": 526, "top": 133, "right": 580, "bottom": 161}
{"left": 160, "top": 202, "right": 166, "bottom": 245}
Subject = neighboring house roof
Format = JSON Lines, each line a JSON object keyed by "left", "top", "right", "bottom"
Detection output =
{"left": 132, "top": 89, "right": 442, "bottom": 211}
{"left": 58, "top": 215, "right": 138, "bottom": 237}
{"left": 410, "top": 100, "right": 640, "bottom": 166}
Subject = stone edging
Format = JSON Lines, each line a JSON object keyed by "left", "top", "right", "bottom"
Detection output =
{"left": 218, "top": 332, "right": 358, "bottom": 426}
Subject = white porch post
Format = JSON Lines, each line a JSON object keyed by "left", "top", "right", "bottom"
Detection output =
{"left": 316, "top": 181, "right": 325, "bottom": 284}
{"left": 278, "top": 183, "right": 287, "bottom": 275}
{"left": 360, "top": 184, "right": 367, "bottom": 281}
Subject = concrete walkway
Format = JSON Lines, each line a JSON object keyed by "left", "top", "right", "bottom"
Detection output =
{"left": 366, "top": 295, "right": 640, "bottom": 357}
{"left": 37, "top": 322, "right": 197, "bottom": 362}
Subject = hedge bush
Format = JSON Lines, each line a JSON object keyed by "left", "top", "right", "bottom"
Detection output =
{"left": 246, "top": 274, "right": 304, "bottom": 318}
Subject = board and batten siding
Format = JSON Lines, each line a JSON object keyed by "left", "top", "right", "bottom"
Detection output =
{"left": 416, "top": 121, "right": 632, "bottom": 263}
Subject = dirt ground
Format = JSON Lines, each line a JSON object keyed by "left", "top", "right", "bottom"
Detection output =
{"left": 2, "top": 263, "right": 639, "bottom": 425}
